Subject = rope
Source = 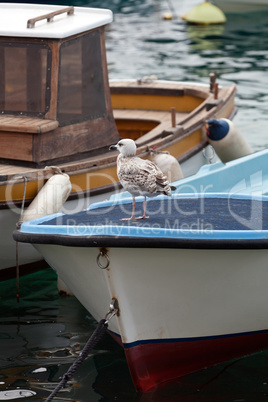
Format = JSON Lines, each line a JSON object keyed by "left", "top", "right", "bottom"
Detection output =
{"left": 44, "top": 165, "right": 65, "bottom": 175}
{"left": 45, "top": 318, "right": 108, "bottom": 402}
{"left": 15, "top": 176, "right": 28, "bottom": 303}
{"left": 15, "top": 242, "right": 20, "bottom": 303}
{"left": 16, "top": 176, "right": 28, "bottom": 230}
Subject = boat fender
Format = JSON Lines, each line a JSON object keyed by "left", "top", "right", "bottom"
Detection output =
{"left": 149, "top": 148, "right": 184, "bottom": 182}
{"left": 206, "top": 118, "right": 252, "bottom": 163}
{"left": 22, "top": 166, "right": 72, "bottom": 222}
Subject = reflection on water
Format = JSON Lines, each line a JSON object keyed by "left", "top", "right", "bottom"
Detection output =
{"left": 186, "top": 24, "right": 225, "bottom": 50}
{"left": 0, "top": 390, "right": 36, "bottom": 400}
{"left": 0, "top": 269, "right": 134, "bottom": 401}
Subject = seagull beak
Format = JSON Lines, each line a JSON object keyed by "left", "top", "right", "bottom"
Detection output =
{"left": 109, "top": 144, "right": 118, "bottom": 151}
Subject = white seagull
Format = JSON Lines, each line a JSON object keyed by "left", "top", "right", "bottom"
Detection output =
{"left": 109, "top": 139, "right": 176, "bottom": 220}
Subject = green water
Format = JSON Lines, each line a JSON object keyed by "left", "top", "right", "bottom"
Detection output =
{"left": 1, "top": 0, "right": 268, "bottom": 400}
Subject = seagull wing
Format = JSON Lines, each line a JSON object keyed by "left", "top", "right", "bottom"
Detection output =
{"left": 118, "top": 156, "right": 173, "bottom": 196}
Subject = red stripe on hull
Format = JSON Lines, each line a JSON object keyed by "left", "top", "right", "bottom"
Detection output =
{"left": 123, "top": 331, "right": 268, "bottom": 392}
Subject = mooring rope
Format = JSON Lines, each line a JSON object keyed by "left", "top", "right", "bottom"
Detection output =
{"left": 45, "top": 318, "right": 109, "bottom": 401}
{"left": 16, "top": 176, "right": 28, "bottom": 230}
{"left": 45, "top": 298, "right": 119, "bottom": 401}
{"left": 15, "top": 176, "right": 28, "bottom": 303}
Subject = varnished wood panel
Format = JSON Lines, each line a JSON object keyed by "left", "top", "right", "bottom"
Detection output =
{"left": 45, "top": 41, "right": 60, "bottom": 120}
{"left": 0, "top": 132, "right": 33, "bottom": 161}
{"left": 33, "top": 116, "right": 119, "bottom": 163}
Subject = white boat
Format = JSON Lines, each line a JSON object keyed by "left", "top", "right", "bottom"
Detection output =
{"left": 14, "top": 149, "right": 268, "bottom": 392}
{"left": 0, "top": 3, "right": 237, "bottom": 278}
{"left": 213, "top": 0, "right": 268, "bottom": 12}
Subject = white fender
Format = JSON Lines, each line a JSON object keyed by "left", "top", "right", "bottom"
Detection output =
{"left": 21, "top": 167, "right": 72, "bottom": 296}
{"left": 150, "top": 149, "right": 184, "bottom": 182}
{"left": 206, "top": 118, "right": 252, "bottom": 163}
{"left": 22, "top": 167, "right": 72, "bottom": 222}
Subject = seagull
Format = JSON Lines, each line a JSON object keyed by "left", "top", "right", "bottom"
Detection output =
{"left": 109, "top": 139, "right": 176, "bottom": 220}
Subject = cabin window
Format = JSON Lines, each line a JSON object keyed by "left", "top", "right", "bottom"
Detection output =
{"left": 57, "top": 30, "right": 106, "bottom": 126}
{"left": 0, "top": 42, "right": 51, "bottom": 116}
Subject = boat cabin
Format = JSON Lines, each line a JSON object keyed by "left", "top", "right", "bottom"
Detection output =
{"left": 0, "top": 4, "right": 119, "bottom": 166}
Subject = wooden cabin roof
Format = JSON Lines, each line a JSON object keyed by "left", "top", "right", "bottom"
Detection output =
{"left": 0, "top": 4, "right": 113, "bottom": 39}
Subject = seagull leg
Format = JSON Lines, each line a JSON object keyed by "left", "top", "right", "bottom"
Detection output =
{"left": 137, "top": 196, "right": 149, "bottom": 219}
{"left": 121, "top": 196, "right": 137, "bottom": 220}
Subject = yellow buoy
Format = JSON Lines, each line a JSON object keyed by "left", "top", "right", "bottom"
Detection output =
{"left": 181, "top": 1, "right": 226, "bottom": 25}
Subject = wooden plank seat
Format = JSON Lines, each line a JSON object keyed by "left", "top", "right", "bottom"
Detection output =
{"left": 0, "top": 115, "right": 59, "bottom": 134}
{"left": 113, "top": 108, "right": 188, "bottom": 144}
{"left": 113, "top": 108, "right": 187, "bottom": 122}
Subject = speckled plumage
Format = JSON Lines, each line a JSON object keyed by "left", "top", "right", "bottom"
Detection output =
{"left": 109, "top": 139, "right": 176, "bottom": 220}
{"left": 117, "top": 154, "right": 173, "bottom": 197}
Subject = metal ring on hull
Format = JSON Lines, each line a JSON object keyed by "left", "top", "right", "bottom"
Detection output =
{"left": 97, "top": 249, "right": 110, "bottom": 269}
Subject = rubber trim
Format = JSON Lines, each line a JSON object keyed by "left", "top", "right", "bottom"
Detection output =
{"left": 13, "top": 230, "right": 268, "bottom": 250}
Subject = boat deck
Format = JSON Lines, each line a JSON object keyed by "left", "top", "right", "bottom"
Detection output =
{"left": 15, "top": 195, "right": 268, "bottom": 248}
{"left": 44, "top": 196, "right": 268, "bottom": 232}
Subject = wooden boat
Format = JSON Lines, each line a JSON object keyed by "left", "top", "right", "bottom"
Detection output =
{"left": 0, "top": 3, "right": 237, "bottom": 277}
{"left": 14, "top": 149, "right": 268, "bottom": 392}
{"left": 213, "top": 0, "right": 268, "bottom": 12}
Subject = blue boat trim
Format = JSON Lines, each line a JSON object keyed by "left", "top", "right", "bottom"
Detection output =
{"left": 107, "top": 328, "right": 268, "bottom": 349}
{"left": 17, "top": 193, "right": 268, "bottom": 241}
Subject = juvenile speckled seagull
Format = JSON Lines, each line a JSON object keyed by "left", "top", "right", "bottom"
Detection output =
{"left": 109, "top": 139, "right": 176, "bottom": 220}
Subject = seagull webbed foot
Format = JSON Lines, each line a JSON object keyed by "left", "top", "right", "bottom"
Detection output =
{"left": 120, "top": 216, "right": 137, "bottom": 221}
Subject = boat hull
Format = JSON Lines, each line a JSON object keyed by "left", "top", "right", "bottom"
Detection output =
{"left": 124, "top": 330, "right": 268, "bottom": 392}
{"left": 32, "top": 244, "right": 268, "bottom": 391}
{"left": 0, "top": 191, "right": 114, "bottom": 274}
